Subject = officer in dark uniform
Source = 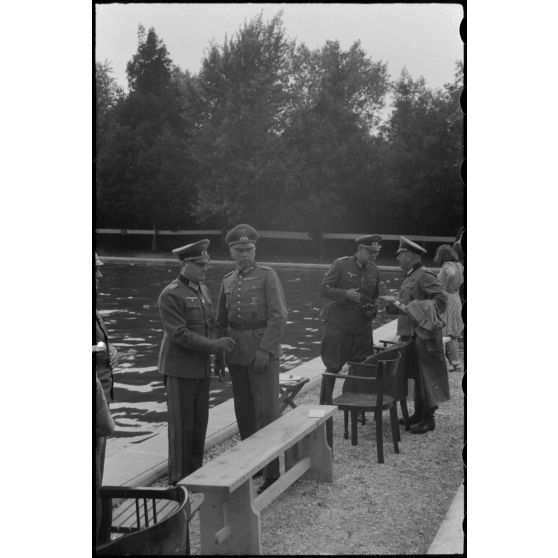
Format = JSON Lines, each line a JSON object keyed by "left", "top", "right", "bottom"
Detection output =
{"left": 157, "top": 240, "right": 236, "bottom": 484}
{"left": 215, "top": 224, "right": 288, "bottom": 494}
{"left": 319, "top": 235, "right": 382, "bottom": 405}
{"left": 387, "top": 237, "right": 450, "bottom": 434}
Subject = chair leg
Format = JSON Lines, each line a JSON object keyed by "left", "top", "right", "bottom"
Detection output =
{"left": 375, "top": 410, "right": 384, "bottom": 463}
{"left": 350, "top": 410, "right": 358, "bottom": 446}
{"left": 400, "top": 399, "right": 411, "bottom": 431}
{"left": 361, "top": 412, "right": 366, "bottom": 425}
{"left": 344, "top": 410, "right": 349, "bottom": 439}
{"left": 390, "top": 406, "right": 400, "bottom": 453}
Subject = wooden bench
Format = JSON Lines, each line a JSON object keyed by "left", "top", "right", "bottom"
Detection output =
{"left": 180, "top": 404, "right": 337, "bottom": 555}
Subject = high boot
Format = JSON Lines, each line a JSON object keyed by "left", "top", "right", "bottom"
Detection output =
{"left": 411, "top": 408, "right": 436, "bottom": 434}
{"left": 400, "top": 387, "right": 425, "bottom": 426}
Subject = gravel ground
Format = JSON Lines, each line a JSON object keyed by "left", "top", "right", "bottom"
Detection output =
{"left": 153, "top": 354, "right": 464, "bottom": 555}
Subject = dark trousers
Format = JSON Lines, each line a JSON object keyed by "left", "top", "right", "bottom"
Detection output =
{"left": 166, "top": 375, "right": 210, "bottom": 484}
{"left": 319, "top": 324, "right": 373, "bottom": 404}
{"left": 228, "top": 360, "right": 280, "bottom": 479}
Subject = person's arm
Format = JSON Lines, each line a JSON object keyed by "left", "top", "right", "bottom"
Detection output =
{"left": 420, "top": 272, "right": 447, "bottom": 315}
{"left": 96, "top": 375, "right": 115, "bottom": 437}
{"left": 159, "top": 290, "right": 218, "bottom": 352}
{"left": 257, "top": 269, "right": 288, "bottom": 359}
{"left": 319, "top": 260, "right": 348, "bottom": 301}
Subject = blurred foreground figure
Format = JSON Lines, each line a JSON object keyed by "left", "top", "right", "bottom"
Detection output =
{"left": 387, "top": 237, "right": 450, "bottom": 434}
{"left": 434, "top": 244, "right": 464, "bottom": 372}
{"left": 158, "top": 240, "right": 235, "bottom": 484}
{"left": 216, "top": 224, "right": 288, "bottom": 495}
{"left": 94, "top": 253, "right": 118, "bottom": 542}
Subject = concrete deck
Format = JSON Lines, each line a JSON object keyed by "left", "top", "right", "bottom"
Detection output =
{"left": 427, "top": 483, "right": 465, "bottom": 555}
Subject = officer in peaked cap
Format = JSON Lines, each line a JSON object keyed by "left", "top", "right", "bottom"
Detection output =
{"left": 216, "top": 224, "right": 288, "bottom": 494}
{"left": 172, "top": 239, "right": 211, "bottom": 262}
{"left": 225, "top": 223, "right": 259, "bottom": 247}
{"left": 388, "top": 235, "right": 449, "bottom": 435}
{"left": 318, "top": 233, "right": 383, "bottom": 437}
{"left": 395, "top": 236, "right": 427, "bottom": 256}
{"left": 157, "top": 239, "right": 236, "bottom": 484}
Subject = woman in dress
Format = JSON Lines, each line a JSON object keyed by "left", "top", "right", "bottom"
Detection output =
{"left": 434, "top": 244, "right": 464, "bottom": 371}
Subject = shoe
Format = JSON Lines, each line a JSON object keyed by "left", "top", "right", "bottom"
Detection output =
{"left": 399, "top": 414, "right": 423, "bottom": 426}
{"left": 257, "top": 477, "right": 278, "bottom": 495}
{"left": 410, "top": 417, "right": 435, "bottom": 434}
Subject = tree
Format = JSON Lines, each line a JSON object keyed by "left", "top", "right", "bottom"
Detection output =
{"left": 187, "top": 12, "right": 294, "bottom": 227}
{"left": 279, "top": 40, "right": 389, "bottom": 231}
{"left": 96, "top": 26, "right": 199, "bottom": 241}
{"left": 369, "top": 64, "right": 464, "bottom": 234}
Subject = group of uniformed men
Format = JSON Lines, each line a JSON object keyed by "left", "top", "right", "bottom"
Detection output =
{"left": 154, "top": 224, "right": 451, "bottom": 492}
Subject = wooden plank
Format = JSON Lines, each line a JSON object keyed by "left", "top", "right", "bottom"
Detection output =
{"left": 253, "top": 457, "right": 311, "bottom": 513}
{"left": 181, "top": 405, "right": 336, "bottom": 494}
{"left": 112, "top": 498, "right": 178, "bottom": 531}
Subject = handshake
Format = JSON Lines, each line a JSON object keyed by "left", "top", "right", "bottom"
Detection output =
{"left": 212, "top": 336, "right": 236, "bottom": 381}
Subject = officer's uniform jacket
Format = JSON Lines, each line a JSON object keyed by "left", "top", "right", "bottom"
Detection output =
{"left": 158, "top": 274, "right": 215, "bottom": 379}
{"left": 396, "top": 264, "right": 447, "bottom": 337}
{"left": 216, "top": 264, "right": 287, "bottom": 365}
{"left": 95, "top": 310, "right": 114, "bottom": 402}
{"left": 396, "top": 263, "right": 450, "bottom": 406}
{"left": 319, "top": 255, "right": 380, "bottom": 330}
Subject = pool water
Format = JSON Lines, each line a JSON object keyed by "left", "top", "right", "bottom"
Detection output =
{"left": 97, "top": 262, "right": 403, "bottom": 442}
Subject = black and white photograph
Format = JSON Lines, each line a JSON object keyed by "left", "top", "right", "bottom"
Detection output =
{"left": 93, "top": 2, "right": 464, "bottom": 555}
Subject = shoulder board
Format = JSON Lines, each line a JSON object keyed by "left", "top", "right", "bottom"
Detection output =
{"left": 224, "top": 270, "right": 235, "bottom": 278}
{"left": 418, "top": 267, "right": 438, "bottom": 279}
{"left": 336, "top": 256, "right": 351, "bottom": 263}
{"left": 258, "top": 265, "right": 273, "bottom": 271}
{"left": 167, "top": 281, "right": 179, "bottom": 290}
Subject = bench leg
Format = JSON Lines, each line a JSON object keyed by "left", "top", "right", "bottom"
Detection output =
{"left": 343, "top": 410, "right": 348, "bottom": 439}
{"left": 199, "top": 482, "right": 260, "bottom": 555}
{"left": 301, "top": 423, "right": 333, "bottom": 483}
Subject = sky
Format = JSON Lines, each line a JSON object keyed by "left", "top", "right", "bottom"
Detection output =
{"left": 95, "top": 3, "right": 463, "bottom": 92}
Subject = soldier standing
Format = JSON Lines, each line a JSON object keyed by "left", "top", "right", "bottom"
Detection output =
{"left": 387, "top": 236, "right": 450, "bottom": 434}
{"left": 319, "top": 235, "right": 382, "bottom": 405}
{"left": 158, "top": 240, "right": 235, "bottom": 484}
{"left": 215, "top": 224, "right": 288, "bottom": 494}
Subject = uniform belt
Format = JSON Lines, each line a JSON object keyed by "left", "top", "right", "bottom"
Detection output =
{"left": 229, "top": 320, "right": 267, "bottom": 331}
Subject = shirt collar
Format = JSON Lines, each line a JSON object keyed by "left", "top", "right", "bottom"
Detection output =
{"left": 236, "top": 264, "right": 256, "bottom": 277}
{"left": 178, "top": 273, "right": 200, "bottom": 291}
{"left": 405, "top": 262, "right": 423, "bottom": 277}
{"left": 353, "top": 255, "right": 367, "bottom": 270}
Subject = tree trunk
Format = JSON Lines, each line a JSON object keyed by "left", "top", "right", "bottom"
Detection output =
{"left": 152, "top": 224, "right": 158, "bottom": 252}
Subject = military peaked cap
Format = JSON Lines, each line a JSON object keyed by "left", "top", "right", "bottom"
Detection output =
{"left": 355, "top": 234, "right": 382, "bottom": 252}
{"left": 395, "top": 236, "right": 427, "bottom": 256}
{"left": 172, "top": 239, "right": 210, "bottom": 262}
{"left": 225, "top": 224, "right": 258, "bottom": 247}
{"left": 95, "top": 253, "right": 103, "bottom": 267}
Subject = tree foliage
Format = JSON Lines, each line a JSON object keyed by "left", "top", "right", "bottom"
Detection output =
{"left": 95, "top": 15, "right": 464, "bottom": 236}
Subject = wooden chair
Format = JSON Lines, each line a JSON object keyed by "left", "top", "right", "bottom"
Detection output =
{"left": 323, "top": 352, "right": 401, "bottom": 464}
{"left": 96, "top": 485, "right": 196, "bottom": 556}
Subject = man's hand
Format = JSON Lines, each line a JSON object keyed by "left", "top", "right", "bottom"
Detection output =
{"left": 213, "top": 337, "right": 236, "bottom": 353}
{"left": 109, "top": 344, "right": 119, "bottom": 368}
{"left": 345, "top": 289, "right": 362, "bottom": 303}
{"left": 253, "top": 349, "right": 270, "bottom": 373}
{"left": 214, "top": 354, "right": 226, "bottom": 381}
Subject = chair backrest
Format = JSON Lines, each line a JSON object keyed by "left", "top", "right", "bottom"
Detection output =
{"left": 96, "top": 486, "right": 190, "bottom": 556}
{"left": 366, "top": 342, "right": 412, "bottom": 400}
{"left": 344, "top": 353, "right": 401, "bottom": 399}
